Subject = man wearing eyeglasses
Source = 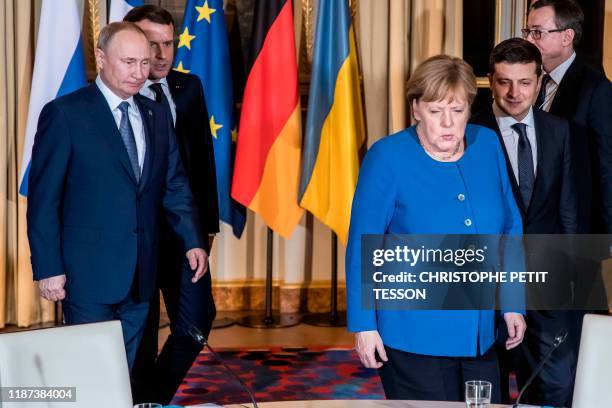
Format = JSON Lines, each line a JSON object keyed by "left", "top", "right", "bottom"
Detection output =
{"left": 523, "top": 1, "right": 611, "bottom": 407}
{"left": 524, "top": 0, "right": 611, "bottom": 236}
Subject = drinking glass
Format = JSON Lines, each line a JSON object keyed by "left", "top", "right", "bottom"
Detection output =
{"left": 465, "top": 380, "right": 491, "bottom": 408}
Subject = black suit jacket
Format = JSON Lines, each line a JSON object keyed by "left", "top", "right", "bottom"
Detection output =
{"left": 472, "top": 105, "right": 577, "bottom": 234}
{"left": 163, "top": 70, "right": 219, "bottom": 246}
{"left": 27, "top": 84, "right": 203, "bottom": 303}
{"left": 547, "top": 56, "right": 612, "bottom": 233}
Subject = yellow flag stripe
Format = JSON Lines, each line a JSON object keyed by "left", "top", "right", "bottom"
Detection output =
{"left": 300, "top": 28, "right": 365, "bottom": 244}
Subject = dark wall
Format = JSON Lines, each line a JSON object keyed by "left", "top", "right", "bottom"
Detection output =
{"left": 462, "top": 0, "right": 497, "bottom": 78}
{"left": 463, "top": 0, "right": 496, "bottom": 114}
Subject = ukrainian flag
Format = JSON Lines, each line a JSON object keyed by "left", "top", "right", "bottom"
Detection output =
{"left": 299, "top": 0, "right": 365, "bottom": 244}
{"left": 175, "top": 0, "right": 246, "bottom": 237}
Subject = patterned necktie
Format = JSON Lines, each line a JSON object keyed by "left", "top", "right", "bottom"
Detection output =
{"left": 149, "top": 82, "right": 173, "bottom": 124}
{"left": 535, "top": 74, "right": 551, "bottom": 110}
{"left": 512, "top": 122, "right": 534, "bottom": 208}
{"left": 117, "top": 101, "right": 140, "bottom": 182}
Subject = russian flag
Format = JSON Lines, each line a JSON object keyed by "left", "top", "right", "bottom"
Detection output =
{"left": 19, "top": 0, "right": 87, "bottom": 196}
{"left": 109, "top": 0, "right": 144, "bottom": 23}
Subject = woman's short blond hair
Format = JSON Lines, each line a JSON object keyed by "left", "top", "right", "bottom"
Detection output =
{"left": 406, "top": 55, "right": 477, "bottom": 108}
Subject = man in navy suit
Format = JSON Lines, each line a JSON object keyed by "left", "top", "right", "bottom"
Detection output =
{"left": 525, "top": 0, "right": 611, "bottom": 234}
{"left": 26, "top": 22, "right": 208, "bottom": 371}
{"left": 472, "top": 37, "right": 578, "bottom": 406}
{"left": 525, "top": 4, "right": 611, "bottom": 404}
{"left": 123, "top": 6, "right": 220, "bottom": 404}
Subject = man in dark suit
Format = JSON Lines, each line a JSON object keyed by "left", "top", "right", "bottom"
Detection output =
{"left": 472, "top": 38, "right": 577, "bottom": 406}
{"left": 27, "top": 22, "right": 208, "bottom": 371}
{"left": 124, "top": 6, "right": 220, "bottom": 404}
{"left": 525, "top": 0, "right": 611, "bottom": 234}
{"left": 526, "top": 5, "right": 611, "bottom": 401}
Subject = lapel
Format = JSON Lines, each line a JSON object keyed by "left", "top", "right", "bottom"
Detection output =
{"left": 166, "top": 70, "right": 185, "bottom": 126}
{"left": 165, "top": 71, "right": 192, "bottom": 162}
{"left": 475, "top": 105, "right": 526, "bottom": 215}
{"left": 87, "top": 84, "right": 138, "bottom": 185}
{"left": 134, "top": 94, "right": 156, "bottom": 193}
{"left": 529, "top": 109, "right": 548, "bottom": 212}
{"left": 549, "top": 58, "right": 582, "bottom": 118}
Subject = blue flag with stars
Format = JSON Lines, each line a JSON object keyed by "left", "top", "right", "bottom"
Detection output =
{"left": 175, "top": 0, "right": 246, "bottom": 237}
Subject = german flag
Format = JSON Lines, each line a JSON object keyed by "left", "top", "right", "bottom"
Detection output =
{"left": 231, "top": 0, "right": 303, "bottom": 238}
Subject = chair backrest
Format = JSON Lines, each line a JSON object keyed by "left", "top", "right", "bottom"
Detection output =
{"left": 0, "top": 321, "right": 133, "bottom": 408}
{"left": 572, "top": 314, "right": 612, "bottom": 408}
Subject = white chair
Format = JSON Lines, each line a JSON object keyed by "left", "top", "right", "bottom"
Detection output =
{"left": 572, "top": 314, "right": 612, "bottom": 408}
{"left": 0, "top": 321, "right": 133, "bottom": 408}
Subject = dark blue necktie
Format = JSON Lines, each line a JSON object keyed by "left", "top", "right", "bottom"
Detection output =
{"left": 149, "top": 83, "right": 173, "bottom": 124}
{"left": 117, "top": 101, "right": 140, "bottom": 182}
{"left": 512, "top": 122, "right": 534, "bottom": 208}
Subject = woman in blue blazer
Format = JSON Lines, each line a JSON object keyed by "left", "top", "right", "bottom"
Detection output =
{"left": 346, "top": 55, "right": 526, "bottom": 402}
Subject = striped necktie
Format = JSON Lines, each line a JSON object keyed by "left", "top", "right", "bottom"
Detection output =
{"left": 535, "top": 74, "right": 551, "bottom": 110}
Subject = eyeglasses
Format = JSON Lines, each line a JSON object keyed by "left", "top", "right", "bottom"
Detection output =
{"left": 521, "top": 28, "right": 566, "bottom": 40}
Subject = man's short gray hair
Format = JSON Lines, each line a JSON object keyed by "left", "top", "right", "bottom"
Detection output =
{"left": 97, "top": 21, "right": 147, "bottom": 51}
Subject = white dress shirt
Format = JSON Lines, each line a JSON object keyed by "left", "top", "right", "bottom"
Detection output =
{"left": 95, "top": 76, "right": 146, "bottom": 171}
{"left": 540, "top": 51, "right": 576, "bottom": 112}
{"left": 140, "top": 77, "right": 177, "bottom": 125}
{"left": 493, "top": 103, "right": 538, "bottom": 183}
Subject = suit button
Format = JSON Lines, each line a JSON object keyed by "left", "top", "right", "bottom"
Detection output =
{"left": 464, "top": 218, "right": 472, "bottom": 227}
{"left": 458, "top": 193, "right": 465, "bottom": 201}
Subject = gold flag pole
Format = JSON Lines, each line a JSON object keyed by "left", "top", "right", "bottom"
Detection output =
{"left": 85, "top": 0, "right": 101, "bottom": 78}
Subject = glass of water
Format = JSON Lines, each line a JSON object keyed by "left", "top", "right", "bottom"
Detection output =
{"left": 465, "top": 380, "right": 491, "bottom": 408}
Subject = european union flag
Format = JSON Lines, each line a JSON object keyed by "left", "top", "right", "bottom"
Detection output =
{"left": 175, "top": 0, "right": 246, "bottom": 237}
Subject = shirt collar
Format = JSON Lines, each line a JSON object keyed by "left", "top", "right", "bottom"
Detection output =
{"left": 95, "top": 76, "right": 138, "bottom": 112}
{"left": 547, "top": 51, "right": 576, "bottom": 85}
{"left": 492, "top": 102, "right": 535, "bottom": 131}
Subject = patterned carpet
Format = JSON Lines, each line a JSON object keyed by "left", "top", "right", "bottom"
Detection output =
{"left": 170, "top": 346, "right": 385, "bottom": 406}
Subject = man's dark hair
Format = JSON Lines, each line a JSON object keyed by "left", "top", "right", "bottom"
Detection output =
{"left": 529, "top": 0, "right": 584, "bottom": 46}
{"left": 123, "top": 4, "right": 175, "bottom": 28}
{"left": 489, "top": 37, "right": 543, "bottom": 77}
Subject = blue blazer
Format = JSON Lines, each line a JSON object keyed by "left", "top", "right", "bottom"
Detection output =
{"left": 346, "top": 124, "right": 523, "bottom": 357}
{"left": 27, "top": 84, "right": 203, "bottom": 304}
